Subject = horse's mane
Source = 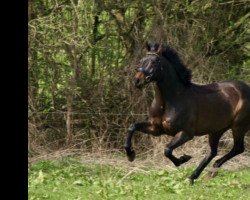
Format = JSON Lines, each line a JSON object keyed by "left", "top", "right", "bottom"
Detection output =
{"left": 147, "top": 42, "right": 192, "bottom": 87}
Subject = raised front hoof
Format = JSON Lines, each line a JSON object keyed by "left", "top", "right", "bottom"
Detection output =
{"left": 179, "top": 154, "right": 192, "bottom": 164}
{"left": 127, "top": 150, "right": 136, "bottom": 162}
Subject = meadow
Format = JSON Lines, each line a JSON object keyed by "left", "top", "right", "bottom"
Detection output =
{"left": 29, "top": 156, "right": 250, "bottom": 200}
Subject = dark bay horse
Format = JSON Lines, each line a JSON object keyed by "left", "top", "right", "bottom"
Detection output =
{"left": 124, "top": 42, "right": 250, "bottom": 184}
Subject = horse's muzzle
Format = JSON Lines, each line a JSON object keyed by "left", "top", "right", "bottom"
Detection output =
{"left": 133, "top": 78, "right": 148, "bottom": 89}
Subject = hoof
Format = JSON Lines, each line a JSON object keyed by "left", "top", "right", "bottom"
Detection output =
{"left": 210, "top": 171, "right": 218, "bottom": 178}
{"left": 188, "top": 177, "right": 194, "bottom": 185}
{"left": 127, "top": 150, "right": 136, "bottom": 162}
{"left": 179, "top": 154, "right": 192, "bottom": 164}
{"left": 208, "top": 167, "right": 219, "bottom": 178}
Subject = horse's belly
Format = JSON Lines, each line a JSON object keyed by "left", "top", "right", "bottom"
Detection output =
{"left": 196, "top": 103, "right": 233, "bottom": 133}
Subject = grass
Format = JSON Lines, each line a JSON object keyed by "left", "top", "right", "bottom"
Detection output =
{"left": 28, "top": 157, "right": 250, "bottom": 200}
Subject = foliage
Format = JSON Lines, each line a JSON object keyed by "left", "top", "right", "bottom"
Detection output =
{"left": 28, "top": 0, "right": 250, "bottom": 153}
{"left": 29, "top": 159, "right": 250, "bottom": 200}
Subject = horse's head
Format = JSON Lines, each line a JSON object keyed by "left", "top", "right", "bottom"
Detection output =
{"left": 134, "top": 42, "right": 164, "bottom": 89}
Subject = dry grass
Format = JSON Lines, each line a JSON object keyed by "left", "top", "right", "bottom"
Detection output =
{"left": 29, "top": 130, "right": 250, "bottom": 172}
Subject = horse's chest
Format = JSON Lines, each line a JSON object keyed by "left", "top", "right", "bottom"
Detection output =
{"left": 162, "top": 117, "right": 172, "bottom": 129}
{"left": 149, "top": 113, "right": 177, "bottom": 135}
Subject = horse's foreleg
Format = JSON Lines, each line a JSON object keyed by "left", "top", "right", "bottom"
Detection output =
{"left": 124, "top": 122, "right": 157, "bottom": 162}
{"left": 188, "top": 133, "right": 223, "bottom": 184}
{"left": 164, "top": 131, "right": 193, "bottom": 167}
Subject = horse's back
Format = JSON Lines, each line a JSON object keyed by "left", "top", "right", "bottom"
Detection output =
{"left": 191, "top": 80, "right": 250, "bottom": 133}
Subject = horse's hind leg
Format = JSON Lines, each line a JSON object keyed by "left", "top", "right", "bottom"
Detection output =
{"left": 188, "top": 132, "right": 223, "bottom": 184}
{"left": 211, "top": 127, "right": 247, "bottom": 177}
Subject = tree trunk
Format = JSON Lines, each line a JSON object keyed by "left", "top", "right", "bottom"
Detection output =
{"left": 28, "top": 0, "right": 32, "bottom": 21}
{"left": 66, "top": 88, "right": 73, "bottom": 145}
{"left": 91, "top": 15, "right": 100, "bottom": 77}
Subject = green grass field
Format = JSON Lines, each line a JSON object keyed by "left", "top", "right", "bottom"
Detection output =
{"left": 28, "top": 158, "right": 250, "bottom": 200}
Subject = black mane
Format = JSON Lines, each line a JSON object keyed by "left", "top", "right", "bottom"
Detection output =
{"left": 147, "top": 42, "right": 192, "bottom": 86}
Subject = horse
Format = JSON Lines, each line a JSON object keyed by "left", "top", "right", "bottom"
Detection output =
{"left": 124, "top": 42, "right": 250, "bottom": 184}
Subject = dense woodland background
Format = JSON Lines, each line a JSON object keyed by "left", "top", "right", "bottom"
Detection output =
{"left": 28, "top": 0, "right": 250, "bottom": 159}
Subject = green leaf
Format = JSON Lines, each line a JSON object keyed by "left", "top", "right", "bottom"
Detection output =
{"left": 73, "top": 180, "right": 84, "bottom": 186}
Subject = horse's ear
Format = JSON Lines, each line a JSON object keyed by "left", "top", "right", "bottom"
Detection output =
{"left": 146, "top": 41, "right": 150, "bottom": 51}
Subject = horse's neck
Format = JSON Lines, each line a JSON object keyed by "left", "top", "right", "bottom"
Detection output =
{"left": 150, "top": 72, "right": 187, "bottom": 117}
{"left": 155, "top": 70, "right": 186, "bottom": 104}
{"left": 153, "top": 84, "right": 164, "bottom": 105}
